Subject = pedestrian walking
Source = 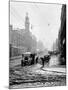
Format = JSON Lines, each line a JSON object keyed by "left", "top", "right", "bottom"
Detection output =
{"left": 36, "top": 57, "right": 38, "bottom": 64}
{"left": 40, "top": 57, "right": 44, "bottom": 67}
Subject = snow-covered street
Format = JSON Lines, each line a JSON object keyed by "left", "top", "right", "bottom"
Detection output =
{"left": 9, "top": 63, "right": 66, "bottom": 89}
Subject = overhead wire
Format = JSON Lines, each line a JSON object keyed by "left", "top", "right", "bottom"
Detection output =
{"left": 10, "top": 6, "right": 25, "bottom": 24}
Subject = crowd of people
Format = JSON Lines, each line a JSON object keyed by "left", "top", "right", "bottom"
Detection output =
{"left": 21, "top": 53, "right": 50, "bottom": 67}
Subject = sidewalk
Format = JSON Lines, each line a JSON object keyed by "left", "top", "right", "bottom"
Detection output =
{"left": 30, "top": 64, "right": 66, "bottom": 76}
{"left": 10, "top": 55, "right": 22, "bottom": 60}
{"left": 42, "top": 66, "right": 66, "bottom": 73}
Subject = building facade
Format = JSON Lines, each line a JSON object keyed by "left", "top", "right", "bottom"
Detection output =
{"left": 9, "top": 13, "right": 37, "bottom": 57}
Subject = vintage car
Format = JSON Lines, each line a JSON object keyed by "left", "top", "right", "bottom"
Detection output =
{"left": 21, "top": 52, "right": 36, "bottom": 66}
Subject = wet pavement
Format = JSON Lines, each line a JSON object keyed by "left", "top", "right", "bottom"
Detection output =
{"left": 9, "top": 63, "right": 66, "bottom": 89}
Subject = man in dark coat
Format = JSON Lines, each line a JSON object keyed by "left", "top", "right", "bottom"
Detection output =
{"left": 40, "top": 57, "right": 44, "bottom": 67}
{"left": 30, "top": 54, "right": 35, "bottom": 65}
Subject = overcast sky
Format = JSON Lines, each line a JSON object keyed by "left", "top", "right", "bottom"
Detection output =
{"left": 10, "top": 1, "right": 62, "bottom": 50}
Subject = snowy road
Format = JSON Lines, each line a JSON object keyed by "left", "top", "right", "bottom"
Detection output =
{"left": 9, "top": 63, "right": 66, "bottom": 89}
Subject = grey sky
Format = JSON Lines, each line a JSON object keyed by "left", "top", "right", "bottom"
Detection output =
{"left": 10, "top": 1, "right": 62, "bottom": 50}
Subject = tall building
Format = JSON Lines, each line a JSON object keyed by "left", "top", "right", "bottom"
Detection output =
{"left": 9, "top": 12, "right": 37, "bottom": 57}
{"left": 58, "top": 5, "right": 66, "bottom": 65}
{"left": 25, "top": 12, "right": 30, "bottom": 32}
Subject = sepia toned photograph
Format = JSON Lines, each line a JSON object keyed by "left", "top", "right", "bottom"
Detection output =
{"left": 9, "top": 1, "right": 66, "bottom": 89}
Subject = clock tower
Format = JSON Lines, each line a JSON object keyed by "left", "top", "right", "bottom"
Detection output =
{"left": 25, "top": 12, "right": 30, "bottom": 31}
